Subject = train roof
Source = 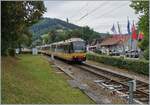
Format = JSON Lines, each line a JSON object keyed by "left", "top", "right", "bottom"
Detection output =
{"left": 37, "top": 38, "right": 85, "bottom": 48}
{"left": 51, "top": 38, "right": 85, "bottom": 45}
{"left": 66, "top": 38, "right": 85, "bottom": 42}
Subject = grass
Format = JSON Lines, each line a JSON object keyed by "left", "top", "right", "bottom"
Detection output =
{"left": 1, "top": 54, "right": 94, "bottom": 104}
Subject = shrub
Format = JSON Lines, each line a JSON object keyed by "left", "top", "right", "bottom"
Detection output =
{"left": 143, "top": 48, "right": 149, "bottom": 60}
{"left": 86, "top": 53, "right": 149, "bottom": 75}
{"left": 8, "top": 48, "right": 15, "bottom": 56}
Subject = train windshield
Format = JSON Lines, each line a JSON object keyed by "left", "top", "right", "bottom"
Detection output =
{"left": 73, "top": 41, "right": 86, "bottom": 53}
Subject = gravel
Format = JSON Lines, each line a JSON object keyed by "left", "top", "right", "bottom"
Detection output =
{"left": 47, "top": 57, "right": 127, "bottom": 104}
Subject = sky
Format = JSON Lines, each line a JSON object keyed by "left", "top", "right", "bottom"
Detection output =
{"left": 43, "top": 1, "right": 139, "bottom": 34}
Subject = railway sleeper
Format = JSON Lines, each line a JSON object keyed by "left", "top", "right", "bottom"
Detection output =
{"left": 138, "top": 98, "right": 149, "bottom": 103}
{"left": 136, "top": 83, "right": 148, "bottom": 88}
{"left": 133, "top": 93, "right": 143, "bottom": 98}
{"left": 133, "top": 92, "right": 148, "bottom": 98}
{"left": 138, "top": 88, "right": 149, "bottom": 92}
{"left": 137, "top": 88, "right": 149, "bottom": 93}
{"left": 118, "top": 78, "right": 132, "bottom": 83}
{"left": 77, "top": 64, "right": 149, "bottom": 103}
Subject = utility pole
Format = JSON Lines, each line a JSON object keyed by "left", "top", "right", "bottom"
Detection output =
{"left": 128, "top": 80, "right": 136, "bottom": 104}
{"left": 66, "top": 18, "right": 69, "bottom": 23}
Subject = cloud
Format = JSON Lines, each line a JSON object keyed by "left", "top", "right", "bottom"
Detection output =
{"left": 43, "top": 1, "right": 139, "bottom": 33}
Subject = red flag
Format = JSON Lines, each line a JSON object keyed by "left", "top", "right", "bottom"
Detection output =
{"left": 138, "top": 32, "right": 144, "bottom": 40}
{"left": 131, "top": 23, "right": 137, "bottom": 40}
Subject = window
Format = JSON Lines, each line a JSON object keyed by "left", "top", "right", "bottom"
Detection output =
{"left": 73, "top": 41, "right": 86, "bottom": 53}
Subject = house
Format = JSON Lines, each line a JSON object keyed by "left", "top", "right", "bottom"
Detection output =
{"left": 98, "top": 35, "right": 131, "bottom": 55}
{"left": 87, "top": 37, "right": 107, "bottom": 52}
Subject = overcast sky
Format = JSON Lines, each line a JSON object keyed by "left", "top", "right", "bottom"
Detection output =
{"left": 43, "top": 1, "right": 139, "bottom": 34}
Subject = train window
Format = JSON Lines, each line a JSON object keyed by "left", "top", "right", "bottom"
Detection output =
{"left": 52, "top": 45, "right": 56, "bottom": 51}
{"left": 73, "top": 41, "right": 86, "bottom": 53}
{"left": 56, "top": 44, "right": 64, "bottom": 52}
{"left": 69, "top": 43, "right": 74, "bottom": 53}
{"left": 64, "top": 45, "right": 69, "bottom": 53}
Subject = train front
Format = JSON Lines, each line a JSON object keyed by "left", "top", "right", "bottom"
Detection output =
{"left": 72, "top": 40, "right": 86, "bottom": 62}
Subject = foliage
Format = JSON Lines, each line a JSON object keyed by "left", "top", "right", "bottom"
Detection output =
{"left": 58, "top": 26, "right": 101, "bottom": 44}
{"left": 130, "top": 1, "right": 149, "bottom": 60}
{"left": 64, "top": 26, "right": 101, "bottom": 44}
{"left": 1, "top": 55, "right": 94, "bottom": 103}
{"left": 143, "top": 48, "right": 149, "bottom": 60}
{"left": 87, "top": 53, "right": 149, "bottom": 75}
{"left": 1, "top": 1, "right": 46, "bottom": 56}
{"left": 7, "top": 48, "right": 15, "bottom": 56}
{"left": 34, "top": 26, "right": 101, "bottom": 46}
{"left": 48, "top": 30, "right": 57, "bottom": 42}
{"left": 29, "top": 17, "right": 105, "bottom": 46}
{"left": 83, "top": 26, "right": 100, "bottom": 44}
{"left": 29, "top": 18, "right": 80, "bottom": 40}
{"left": 42, "top": 34, "right": 49, "bottom": 44}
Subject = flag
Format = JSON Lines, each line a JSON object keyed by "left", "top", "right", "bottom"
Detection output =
{"left": 131, "top": 22, "right": 137, "bottom": 40}
{"left": 117, "top": 22, "right": 123, "bottom": 41}
{"left": 111, "top": 24, "right": 117, "bottom": 34}
{"left": 138, "top": 31, "right": 144, "bottom": 41}
{"left": 127, "top": 19, "right": 131, "bottom": 35}
{"left": 117, "top": 22, "right": 121, "bottom": 34}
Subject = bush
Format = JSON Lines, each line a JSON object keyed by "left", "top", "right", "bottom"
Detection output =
{"left": 143, "top": 49, "right": 149, "bottom": 60}
{"left": 8, "top": 48, "right": 15, "bottom": 56}
{"left": 86, "top": 53, "right": 149, "bottom": 75}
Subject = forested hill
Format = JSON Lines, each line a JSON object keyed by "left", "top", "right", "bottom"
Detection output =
{"left": 29, "top": 17, "right": 110, "bottom": 46}
{"left": 29, "top": 17, "right": 80, "bottom": 39}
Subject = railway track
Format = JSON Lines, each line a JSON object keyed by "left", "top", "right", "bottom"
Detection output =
{"left": 75, "top": 63, "right": 149, "bottom": 104}
{"left": 43, "top": 53, "right": 149, "bottom": 104}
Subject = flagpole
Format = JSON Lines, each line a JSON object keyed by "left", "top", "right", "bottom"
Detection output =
{"left": 129, "top": 18, "right": 132, "bottom": 51}
{"left": 131, "top": 20, "right": 134, "bottom": 51}
{"left": 117, "top": 21, "right": 125, "bottom": 56}
{"left": 127, "top": 16, "right": 132, "bottom": 57}
{"left": 127, "top": 16, "right": 131, "bottom": 51}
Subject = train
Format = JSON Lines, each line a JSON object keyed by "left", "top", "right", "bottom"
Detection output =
{"left": 37, "top": 38, "right": 86, "bottom": 62}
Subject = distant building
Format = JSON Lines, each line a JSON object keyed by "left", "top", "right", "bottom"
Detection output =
{"left": 88, "top": 34, "right": 140, "bottom": 55}
{"left": 98, "top": 35, "right": 131, "bottom": 54}
{"left": 88, "top": 37, "right": 106, "bottom": 52}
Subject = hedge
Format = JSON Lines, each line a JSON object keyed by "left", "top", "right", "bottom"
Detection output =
{"left": 86, "top": 53, "right": 149, "bottom": 75}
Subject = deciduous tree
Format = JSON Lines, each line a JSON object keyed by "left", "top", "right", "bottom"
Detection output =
{"left": 130, "top": 1, "right": 149, "bottom": 60}
{"left": 1, "top": 1, "right": 46, "bottom": 56}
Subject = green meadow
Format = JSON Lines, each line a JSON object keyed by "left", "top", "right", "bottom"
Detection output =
{"left": 1, "top": 54, "right": 94, "bottom": 104}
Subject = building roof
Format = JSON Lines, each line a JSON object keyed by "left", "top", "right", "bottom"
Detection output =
{"left": 100, "top": 35, "right": 130, "bottom": 46}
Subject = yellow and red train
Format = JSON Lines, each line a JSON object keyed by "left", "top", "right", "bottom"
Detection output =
{"left": 37, "top": 38, "right": 86, "bottom": 62}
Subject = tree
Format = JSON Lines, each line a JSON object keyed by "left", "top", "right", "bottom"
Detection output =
{"left": 79, "top": 26, "right": 100, "bottom": 44}
{"left": 1, "top": 1, "right": 46, "bottom": 56}
{"left": 48, "top": 30, "right": 57, "bottom": 42}
{"left": 42, "top": 35, "right": 49, "bottom": 44}
{"left": 130, "top": 1, "right": 149, "bottom": 60}
{"left": 69, "top": 29, "right": 82, "bottom": 38}
{"left": 60, "top": 26, "right": 100, "bottom": 44}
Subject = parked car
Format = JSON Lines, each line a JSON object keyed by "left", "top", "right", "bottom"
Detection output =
{"left": 109, "top": 50, "right": 120, "bottom": 56}
{"left": 125, "top": 50, "right": 139, "bottom": 58}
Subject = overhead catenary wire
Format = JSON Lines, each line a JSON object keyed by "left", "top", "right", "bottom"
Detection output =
{"left": 69, "top": 2, "right": 88, "bottom": 19}
{"left": 91, "top": 2, "right": 129, "bottom": 29}
{"left": 78, "top": 2, "right": 128, "bottom": 24}
{"left": 70, "top": 1, "right": 135, "bottom": 34}
{"left": 86, "top": 2, "right": 129, "bottom": 25}
{"left": 76, "top": 1, "right": 128, "bottom": 23}
{"left": 75, "top": 1, "right": 108, "bottom": 22}
{"left": 96, "top": 2, "right": 129, "bottom": 19}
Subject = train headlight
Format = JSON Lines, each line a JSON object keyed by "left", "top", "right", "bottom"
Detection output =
{"left": 73, "top": 56, "right": 76, "bottom": 58}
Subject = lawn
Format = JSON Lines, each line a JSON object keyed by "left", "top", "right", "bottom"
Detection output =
{"left": 1, "top": 54, "right": 94, "bottom": 104}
